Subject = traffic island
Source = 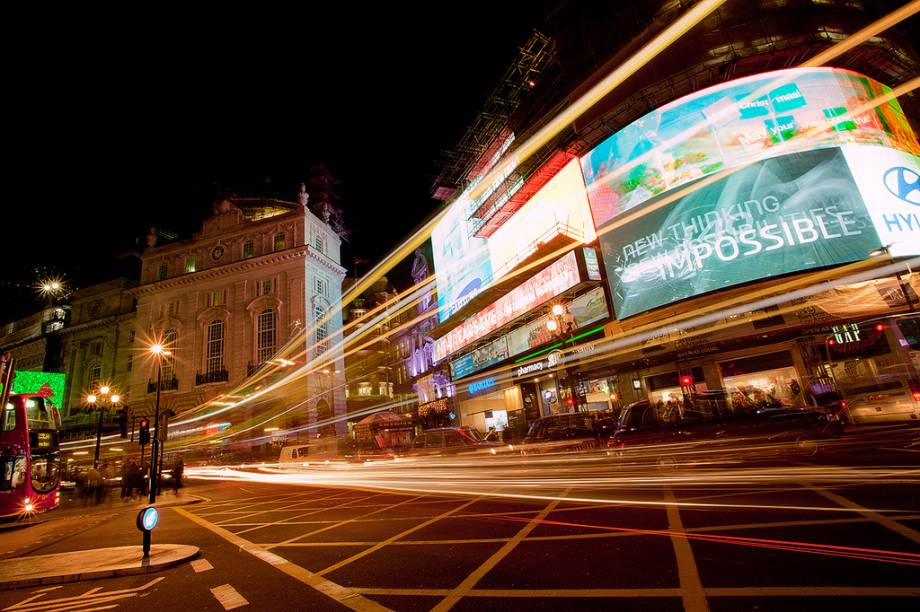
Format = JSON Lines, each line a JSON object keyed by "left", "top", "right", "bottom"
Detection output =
{"left": 0, "top": 544, "right": 199, "bottom": 590}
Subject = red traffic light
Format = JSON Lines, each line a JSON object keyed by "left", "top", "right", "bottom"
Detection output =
{"left": 139, "top": 419, "right": 149, "bottom": 428}
{"left": 875, "top": 323, "right": 887, "bottom": 332}
{"left": 566, "top": 397, "right": 574, "bottom": 406}
{"left": 679, "top": 375, "right": 694, "bottom": 386}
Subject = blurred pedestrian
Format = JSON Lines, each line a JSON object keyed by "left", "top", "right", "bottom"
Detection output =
{"left": 171, "top": 458, "right": 184, "bottom": 494}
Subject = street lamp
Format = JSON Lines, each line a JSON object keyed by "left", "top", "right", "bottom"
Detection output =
{"left": 148, "top": 343, "right": 171, "bottom": 503}
{"left": 546, "top": 304, "right": 578, "bottom": 411}
{"left": 85, "top": 385, "right": 121, "bottom": 469}
{"left": 869, "top": 243, "right": 917, "bottom": 313}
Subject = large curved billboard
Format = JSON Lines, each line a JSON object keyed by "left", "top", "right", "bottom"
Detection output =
{"left": 581, "top": 68, "right": 920, "bottom": 318}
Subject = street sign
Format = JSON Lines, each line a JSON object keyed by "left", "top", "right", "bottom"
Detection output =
{"left": 137, "top": 506, "right": 159, "bottom": 531}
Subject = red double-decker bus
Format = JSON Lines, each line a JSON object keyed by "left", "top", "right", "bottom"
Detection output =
{"left": 1, "top": 393, "right": 62, "bottom": 519}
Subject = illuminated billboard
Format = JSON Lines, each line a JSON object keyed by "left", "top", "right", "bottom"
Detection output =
{"left": 433, "top": 160, "right": 598, "bottom": 323}
{"left": 488, "top": 159, "right": 596, "bottom": 279}
{"left": 434, "top": 250, "right": 583, "bottom": 362}
{"left": 11, "top": 371, "right": 67, "bottom": 406}
{"left": 581, "top": 68, "right": 919, "bottom": 230}
{"left": 450, "top": 286, "right": 610, "bottom": 379}
{"left": 598, "top": 146, "right": 920, "bottom": 318}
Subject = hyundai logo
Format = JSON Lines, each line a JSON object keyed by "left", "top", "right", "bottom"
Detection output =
{"left": 883, "top": 166, "right": 920, "bottom": 205}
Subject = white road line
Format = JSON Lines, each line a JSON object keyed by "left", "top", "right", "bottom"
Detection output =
{"left": 175, "top": 507, "right": 390, "bottom": 612}
{"left": 808, "top": 484, "right": 920, "bottom": 546}
{"left": 431, "top": 488, "right": 572, "bottom": 612}
{"left": 190, "top": 558, "right": 214, "bottom": 573}
{"left": 209, "top": 584, "right": 249, "bottom": 610}
{"left": 665, "top": 487, "right": 709, "bottom": 612}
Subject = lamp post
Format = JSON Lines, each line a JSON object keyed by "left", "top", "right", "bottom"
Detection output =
{"left": 148, "top": 343, "right": 171, "bottom": 503}
{"left": 869, "top": 243, "right": 917, "bottom": 313}
{"left": 546, "top": 304, "right": 578, "bottom": 411}
{"left": 86, "top": 385, "right": 120, "bottom": 469}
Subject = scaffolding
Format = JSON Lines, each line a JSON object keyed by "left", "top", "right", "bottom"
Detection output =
{"left": 430, "top": 30, "right": 557, "bottom": 201}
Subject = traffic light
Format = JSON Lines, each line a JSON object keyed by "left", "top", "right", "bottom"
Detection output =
{"left": 680, "top": 375, "right": 694, "bottom": 386}
{"left": 139, "top": 418, "right": 150, "bottom": 445}
{"left": 118, "top": 409, "right": 128, "bottom": 439}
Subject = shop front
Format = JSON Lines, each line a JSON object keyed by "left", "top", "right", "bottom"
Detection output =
{"left": 718, "top": 351, "right": 805, "bottom": 410}
{"left": 457, "top": 376, "right": 525, "bottom": 440}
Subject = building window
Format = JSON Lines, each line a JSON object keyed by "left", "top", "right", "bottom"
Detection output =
{"left": 88, "top": 364, "right": 101, "bottom": 389}
{"left": 93, "top": 341, "right": 103, "bottom": 356}
{"left": 167, "top": 300, "right": 179, "bottom": 317}
{"left": 257, "top": 309, "right": 276, "bottom": 365}
{"left": 126, "top": 354, "right": 133, "bottom": 372}
{"left": 158, "top": 262, "right": 168, "bottom": 280}
{"left": 206, "top": 320, "right": 225, "bottom": 375}
{"left": 357, "top": 382, "right": 372, "bottom": 396}
{"left": 315, "top": 276, "right": 327, "bottom": 297}
{"left": 315, "top": 305, "right": 328, "bottom": 354}
{"left": 273, "top": 233, "right": 286, "bottom": 251}
{"left": 161, "top": 329, "right": 177, "bottom": 381}
{"left": 185, "top": 255, "right": 196, "bottom": 273}
{"left": 242, "top": 240, "right": 254, "bottom": 259}
{"left": 378, "top": 381, "right": 388, "bottom": 397}
{"left": 314, "top": 233, "right": 325, "bottom": 254}
{"left": 257, "top": 279, "right": 272, "bottom": 296}
{"left": 209, "top": 290, "right": 224, "bottom": 307}
{"left": 130, "top": 331, "right": 136, "bottom": 344}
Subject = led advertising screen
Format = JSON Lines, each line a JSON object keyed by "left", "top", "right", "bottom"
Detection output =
{"left": 432, "top": 195, "right": 494, "bottom": 323}
{"left": 433, "top": 160, "right": 598, "bottom": 323}
{"left": 841, "top": 144, "right": 920, "bottom": 258}
{"left": 433, "top": 250, "right": 582, "bottom": 362}
{"left": 580, "top": 68, "right": 919, "bottom": 231}
{"left": 599, "top": 147, "right": 882, "bottom": 318}
{"left": 11, "top": 371, "right": 66, "bottom": 405}
{"left": 450, "top": 286, "right": 610, "bottom": 379}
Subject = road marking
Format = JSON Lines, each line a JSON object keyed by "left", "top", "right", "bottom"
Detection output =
{"left": 266, "top": 494, "right": 427, "bottom": 549}
{"left": 431, "top": 489, "right": 572, "bottom": 612}
{"left": 318, "top": 496, "right": 486, "bottom": 575}
{"left": 665, "top": 487, "right": 709, "bottom": 612}
{"left": 190, "top": 558, "right": 214, "bottom": 573}
{"left": 808, "top": 485, "right": 920, "bottom": 546}
{"left": 175, "top": 506, "right": 391, "bottom": 612}
{"left": 28, "top": 587, "right": 62, "bottom": 595}
{"left": 209, "top": 584, "right": 249, "bottom": 610}
{"left": 234, "top": 492, "right": 384, "bottom": 536}
{"left": 3, "top": 577, "right": 164, "bottom": 612}
{"left": 351, "top": 586, "right": 920, "bottom": 598}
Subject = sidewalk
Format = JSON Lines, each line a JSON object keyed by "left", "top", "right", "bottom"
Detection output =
{"left": 0, "top": 544, "right": 200, "bottom": 590}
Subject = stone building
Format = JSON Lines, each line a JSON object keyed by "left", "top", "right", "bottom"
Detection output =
{"left": 127, "top": 185, "right": 347, "bottom": 434}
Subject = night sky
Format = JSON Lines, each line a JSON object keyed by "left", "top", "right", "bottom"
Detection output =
{"left": 2, "top": 4, "right": 552, "bottom": 322}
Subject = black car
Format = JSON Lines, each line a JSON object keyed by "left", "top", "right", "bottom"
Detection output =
{"left": 609, "top": 391, "right": 843, "bottom": 454}
{"left": 521, "top": 412, "right": 615, "bottom": 453}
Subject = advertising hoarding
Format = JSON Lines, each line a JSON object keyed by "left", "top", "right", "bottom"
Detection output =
{"left": 11, "top": 371, "right": 66, "bottom": 405}
{"left": 434, "top": 250, "right": 582, "bottom": 362}
{"left": 580, "top": 68, "right": 919, "bottom": 231}
{"left": 450, "top": 286, "right": 610, "bottom": 380}
{"left": 433, "top": 160, "right": 598, "bottom": 324}
{"left": 598, "top": 147, "right": 883, "bottom": 318}
{"left": 841, "top": 144, "right": 920, "bottom": 258}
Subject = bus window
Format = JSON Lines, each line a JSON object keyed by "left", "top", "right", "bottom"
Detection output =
{"left": 30, "top": 452, "right": 60, "bottom": 494}
{"left": 1, "top": 455, "right": 27, "bottom": 490}
{"left": 25, "top": 397, "right": 53, "bottom": 430}
{"left": 2, "top": 403, "right": 15, "bottom": 432}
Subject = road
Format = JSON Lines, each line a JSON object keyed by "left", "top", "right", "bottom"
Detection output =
{"left": 2, "top": 427, "right": 919, "bottom": 611}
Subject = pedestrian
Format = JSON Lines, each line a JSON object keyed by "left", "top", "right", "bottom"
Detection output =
{"left": 171, "top": 458, "right": 184, "bottom": 494}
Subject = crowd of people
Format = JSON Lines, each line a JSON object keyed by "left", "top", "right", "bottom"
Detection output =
{"left": 69, "top": 457, "right": 184, "bottom": 505}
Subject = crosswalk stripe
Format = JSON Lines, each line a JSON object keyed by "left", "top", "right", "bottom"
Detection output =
{"left": 209, "top": 585, "right": 249, "bottom": 610}
{"left": 190, "top": 559, "right": 214, "bottom": 573}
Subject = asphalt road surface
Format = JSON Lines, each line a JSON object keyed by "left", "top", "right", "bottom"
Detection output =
{"left": 2, "top": 429, "right": 919, "bottom": 611}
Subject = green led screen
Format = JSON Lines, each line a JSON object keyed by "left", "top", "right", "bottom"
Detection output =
{"left": 10, "top": 370, "right": 67, "bottom": 405}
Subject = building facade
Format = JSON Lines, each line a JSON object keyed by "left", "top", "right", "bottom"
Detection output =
{"left": 127, "top": 186, "right": 347, "bottom": 435}
{"left": 428, "top": 0, "right": 920, "bottom": 438}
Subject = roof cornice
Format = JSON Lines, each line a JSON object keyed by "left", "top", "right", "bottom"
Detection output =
{"left": 129, "top": 248, "right": 309, "bottom": 297}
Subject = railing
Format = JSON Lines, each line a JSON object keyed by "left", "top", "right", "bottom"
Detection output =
{"left": 147, "top": 378, "right": 179, "bottom": 393}
{"left": 196, "top": 370, "right": 229, "bottom": 385}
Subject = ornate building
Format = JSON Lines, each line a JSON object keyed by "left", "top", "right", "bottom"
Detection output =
{"left": 127, "top": 185, "right": 347, "bottom": 434}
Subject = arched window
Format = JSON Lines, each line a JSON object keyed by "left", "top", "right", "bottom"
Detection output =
{"left": 161, "top": 329, "right": 177, "bottom": 381}
{"left": 314, "top": 304, "right": 328, "bottom": 354}
{"left": 206, "top": 320, "right": 225, "bottom": 374}
{"left": 256, "top": 309, "right": 276, "bottom": 365}
{"left": 87, "top": 363, "right": 101, "bottom": 389}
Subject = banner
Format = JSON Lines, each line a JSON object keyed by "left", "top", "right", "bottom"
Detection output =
{"left": 599, "top": 147, "right": 882, "bottom": 318}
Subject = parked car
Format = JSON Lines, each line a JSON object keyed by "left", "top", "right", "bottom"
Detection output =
{"left": 521, "top": 412, "right": 614, "bottom": 453}
{"left": 408, "top": 427, "right": 502, "bottom": 457}
{"left": 609, "top": 391, "right": 843, "bottom": 455}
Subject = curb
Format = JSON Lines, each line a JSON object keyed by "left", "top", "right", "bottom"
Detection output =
{"left": 0, "top": 544, "right": 200, "bottom": 591}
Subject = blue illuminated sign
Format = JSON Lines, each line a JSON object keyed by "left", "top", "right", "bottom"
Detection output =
{"left": 136, "top": 506, "right": 159, "bottom": 532}
{"left": 468, "top": 378, "right": 496, "bottom": 395}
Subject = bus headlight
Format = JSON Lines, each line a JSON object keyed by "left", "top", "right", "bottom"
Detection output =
{"left": 23, "top": 499, "right": 34, "bottom": 513}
